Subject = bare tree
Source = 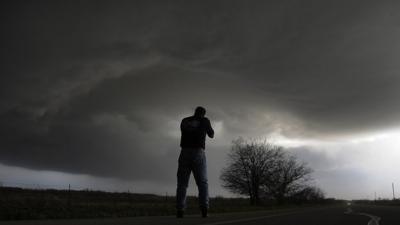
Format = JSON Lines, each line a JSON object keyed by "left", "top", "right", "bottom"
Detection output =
{"left": 288, "top": 186, "right": 325, "bottom": 203}
{"left": 220, "top": 138, "right": 314, "bottom": 205}
{"left": 263, "top": 153, "right": 312, "bottom": 204}
{"left": 220, "top": 138, "right": 282, "bottom": 205}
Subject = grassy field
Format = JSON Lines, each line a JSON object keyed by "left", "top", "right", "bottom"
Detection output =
{"left": 0, "top": 186, "right": 338, "bottom": 220}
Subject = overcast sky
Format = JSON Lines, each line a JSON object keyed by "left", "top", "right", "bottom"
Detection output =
{"left": 1, "top": 0, "right": 400, "bottom": 199}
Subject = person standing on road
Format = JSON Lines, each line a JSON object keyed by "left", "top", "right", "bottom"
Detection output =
{"left": 176, "top": 106, "right": 214, "bottom": 218}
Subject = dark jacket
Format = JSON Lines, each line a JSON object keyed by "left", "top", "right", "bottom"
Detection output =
{"left": 180, "top": 115, "right": 214, "bottom": 149}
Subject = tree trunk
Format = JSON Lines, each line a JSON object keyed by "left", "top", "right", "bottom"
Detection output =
{"left": 250, "top": 197, "right": 255, "bottom": 205}
{"left": 249, "top": 189, "right": 260, "bottom": 205}
{"left": 254, "top": 195, "right": 260, "bottom": 205}
{"left": 276, "top": 194, "right": 284, "bottom": 205}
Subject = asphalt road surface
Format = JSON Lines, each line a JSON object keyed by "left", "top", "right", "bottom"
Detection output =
{"left": 1, "top": 204, "right": 398, "bottom": 225}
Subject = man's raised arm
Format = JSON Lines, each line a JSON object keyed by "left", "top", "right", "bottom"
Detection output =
{"left": 206, "top": 119, "right": 214, "bottom": 138}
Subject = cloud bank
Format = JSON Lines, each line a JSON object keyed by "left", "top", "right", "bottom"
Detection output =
{"left": 1, "top": 0, "right": 400, "bottom": 198}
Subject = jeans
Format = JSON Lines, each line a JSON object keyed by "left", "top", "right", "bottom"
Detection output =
{"left": 176, "top": 147, "right": 209, "bottom": 210}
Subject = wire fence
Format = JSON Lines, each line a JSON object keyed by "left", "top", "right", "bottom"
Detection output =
{"left": 1, "top": 181, "right": 65, "bottom": 190}
{"left": 0, "top": 180, "right": 137, "bottom": 194}
{"left": 0, "top": 181, "right": 180, "bottom": 220}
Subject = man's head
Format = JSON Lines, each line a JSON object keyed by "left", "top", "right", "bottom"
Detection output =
{"left": 194, "top": 106, "right": 206, "bottom": 118}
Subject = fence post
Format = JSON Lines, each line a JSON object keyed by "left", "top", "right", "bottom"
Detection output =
{"left": 67, "top": 184, "right": 71, "bottom": 212}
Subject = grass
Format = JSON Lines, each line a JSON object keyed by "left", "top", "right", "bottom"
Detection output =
{"left": 0, "top": 186, "right": 338, "bottom": 220}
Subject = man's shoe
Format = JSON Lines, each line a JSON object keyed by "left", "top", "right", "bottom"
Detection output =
{"left": 176, "top": 210, "right": 184, "bottom": 218}
{"left": 201, "top": 208, "right": 208, "bottom": 218}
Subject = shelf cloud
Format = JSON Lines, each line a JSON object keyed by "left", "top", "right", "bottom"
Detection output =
{"left": 1, "top": 0, "right": 400, "bottom": 198}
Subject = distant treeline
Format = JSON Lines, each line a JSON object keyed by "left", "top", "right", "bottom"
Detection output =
{"left": 0, "top": 186, "right": 339, "bottom": 220}
{"left": 353, "top": 199, "right": 400, "bottom": 206}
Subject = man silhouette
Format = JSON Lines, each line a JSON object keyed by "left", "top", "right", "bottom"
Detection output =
{"left": 176, "top": 106, "right": 214, "bottom": 218}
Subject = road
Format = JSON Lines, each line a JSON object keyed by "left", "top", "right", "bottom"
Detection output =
{"left": 1, "top": 204, "right": 398, "bottom": 225}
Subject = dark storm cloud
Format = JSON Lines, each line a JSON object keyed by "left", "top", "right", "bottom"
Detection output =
{"left": 1, "top": 0, "right": 400, "bottom": 182}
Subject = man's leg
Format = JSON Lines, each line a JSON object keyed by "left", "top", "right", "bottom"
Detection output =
{"left": 192, "top": 149, "right": 209, "bottom": 216}
{"left": 176, "top": 151, "right": 191, "bottom": 213}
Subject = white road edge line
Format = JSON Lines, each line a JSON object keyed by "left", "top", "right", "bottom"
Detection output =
{"left": 357, "top": 213, "right": 381, "bottom": 225}
{"left": 344, "top": 207, "right": 381, "bottom": 225}
{"left": 199, "top": 211, "right": 302, "bottom": 225}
